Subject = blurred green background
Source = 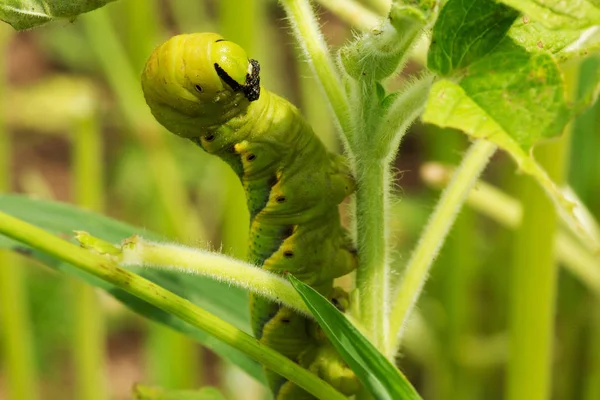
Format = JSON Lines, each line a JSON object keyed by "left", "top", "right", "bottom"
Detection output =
{"left": 0, "top": 1, "right": 599, "bottom": 399}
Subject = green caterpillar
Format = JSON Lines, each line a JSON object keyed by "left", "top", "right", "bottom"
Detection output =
{"left": 142, "top": 33, "right": 359, "bottom": 399}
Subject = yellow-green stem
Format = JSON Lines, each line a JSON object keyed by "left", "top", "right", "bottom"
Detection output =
{"left": 421, "top": 163, "right": 600, "bottom": 294}
{"left": 82, "top": 8, "right": 205, "bottom": 388}
{"left": 315, "top": 0, "right": 381, "bottom": 30}
{"left": 361, "top": 0, "right": 391, "bottom": 15}
{"left": 280, "top": 0, "right": 355, "bottom": 147}
{"left": 354, "top": 161, "right": 388, "bottom": 350}
{"left": 507, "top": 138, "right": 567, "bottom": 400}
{"left": 387, "top": 140, "right": 497, "bottom": 356}
{"left": 0, "top": 25, "right": 39, "bottom": 400}
{"left": 71, "top": 115, "right": 107, "bottom": 400}
{"left": 0, "top": 212, "right": 347, "bottom": 400}
{"left": 584, "top": 301, "right": 600, "bottom": 400}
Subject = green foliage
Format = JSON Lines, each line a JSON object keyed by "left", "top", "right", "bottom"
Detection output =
{"left": 133, "top": 385, "right": 227, "bottom": 400}
{"left": 427, "top": 0, "right": 518, "bottom": 76}
{"left": 498, "top": 0, "right": 600, "bottom": 30}
{"left": 0, "top": 0, "right": 117, "bottom": 30}
{"left": 289, "top": 275, "right": 422, "bottom": 400}
{"left": 0, "top": 194, "right": 264, "bottom": 383}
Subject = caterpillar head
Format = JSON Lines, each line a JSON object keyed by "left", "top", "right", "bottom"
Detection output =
{"left": 141, "top": 33, "right": 260, "bottom": 138}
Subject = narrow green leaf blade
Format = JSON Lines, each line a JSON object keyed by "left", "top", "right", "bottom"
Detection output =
{"left": 427, "top": 0, "right": 518, "bottom": 75}
{"left": 287, "top": 275, "right": 422, "bottom": 400}
{"left": 0, "top": 0, "right": 118, "bottom": 30}
{"left": 0, "top": 194, "right": 265, "bottom": 384}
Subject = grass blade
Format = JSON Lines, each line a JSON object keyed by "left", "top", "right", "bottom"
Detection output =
{"left": 287, "top": 275, "right": 422, "bottom": 400}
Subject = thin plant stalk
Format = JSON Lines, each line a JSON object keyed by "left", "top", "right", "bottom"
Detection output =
{"left": 218, "top": 0, "right": 257, "bottom": 261}
{"left": 584, "top": 302, "right": 600, "bottom": 400}
{"left": 387, "top": 139, "right": 497, "bottom": 357}
{"left": 506, "top": 62, "right": 573, "bottom": 400}
{"left": 354, "top": 160, "right": 389, "bottom": 350}
{"left": 0, "top": 25, "right": 39, "bottom": 400}
{"left": 280, "top": 0, "right": 355, "bottom": 147}
{"left": 123, "top": 0, "right": 160, "bottom": 70}
{"left": 315, "top": 0, "right": 381, "bottom": 31}
{"left": 82, "top": 9, "right": 205, "bottom": 388}
{"left": 171, "top": 0, "right": 213, "bottom": 33}
{"left": 507, "top": 138, "right": 567, "bottom": 400}
{"left": 0, "top": 212, "right": 348, "bottom": 400}
{"left": 71, "top": 114, "right": 108, "bottom": 400}
{"left": 0, "top": 251, "right": 39, "bottom": 400}
{"left": 361, "top": 0, "right": 390, "bottom": 15}
{"left": 420, "top": 163, "right": 600, "bottom": 296}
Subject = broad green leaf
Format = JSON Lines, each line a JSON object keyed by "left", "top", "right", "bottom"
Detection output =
{"left": 0, "top": 194, "right": 265, "bottom": 384}
{"left": 423, "top": 79, "right": 599, "bottom": 253}
{"left": 427, "top": 0, "right": 518, "bottom": 76}
{"left": 133, "top": 385, "right": 227, "bottom": 400}
{"left": 0, "top": 0, "right": 117, "bottom": 30}
{"left": 508, "top": 17, "right": 583, "bottom": 55}
{"left": 288, "top": 275, "right": 422, "bottom": 400}
{"left": 458, "top": 38, "right": 569, "bottom": 149}
{"left": 498, "top": 0, "right": 600, "bottom": 30}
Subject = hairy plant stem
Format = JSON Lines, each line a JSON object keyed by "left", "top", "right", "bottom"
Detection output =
{"left": 279, "top": 0, "right": 355, "bottom": 147}
{"left": 76, "top": 233, "right": 311, "bottom": 315}
{"left": 387, "top": 140, "right": 497, "bottom": 357}
{"left": 0, "top": 212, "right": 348, "bottom": 400}
{"left": 354, "top": 160, "right": 389, "bottom": 350}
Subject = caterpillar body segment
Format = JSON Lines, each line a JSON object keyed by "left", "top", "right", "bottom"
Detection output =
{"left": 142, "top": 33, "right": 359, "bottom": 399}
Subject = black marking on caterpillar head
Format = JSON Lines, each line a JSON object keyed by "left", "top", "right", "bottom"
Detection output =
{"left": 215, "top": 39, "right": 225, "bottom": 43}
{"left": 213, "top": 59, "right": 261, "bottom": 102}
{"left": 214, "top": 63, "right": 243, "bottom": 92}
{"left": 244, "top": 59, "right": 261, "bottom": 101}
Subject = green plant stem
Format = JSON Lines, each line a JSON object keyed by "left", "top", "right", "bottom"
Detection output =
{"left": 0, "top": 212, "right": 348, "bottom": 400}
{"left": 354, "top": 160, "right": 388, "bottom": 351}
{"left": 387, "top": 140, "right": 497, "bottom": 357}
{"left": 507, "top": 138, "right": 567, "bottom": 400}
{"left": 123, "top": 0, "right": 159, "bottom": 70}
{"left": 0, "top": 26, "right": 39, "bottom": 400}
{"left": 82, "top": 8, "right": 205, "bottom": 389}
{"left": 0, "top": 252, "right": 39, "bottom": 400}
{"left": 171, "top": 0, "right": 213, "bottom": 33}
{"left": 584, "top": 301, "right": 600, "bottom": 400}
{"left": 421, "top": 163, "right": 600, "bottom": 295}
{"left": 71, "top": 115, "right": 107, "bottom": 400}
{"left": 280, "top": 0, "right": 355, "bottom": 147}
{"left": 77, "top": 233, "right": 311, "bottom": 315}
{"left": 315, "top": 0, "right": 381, "bottom": 30}
{"left": 361, "top": 0, "right": 390, "bottom": 15}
